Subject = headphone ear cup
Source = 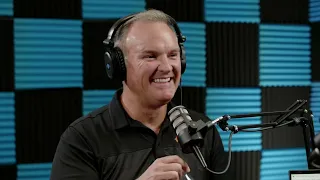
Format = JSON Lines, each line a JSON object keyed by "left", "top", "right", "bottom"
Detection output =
{"left": 104, "top": 46, "right": 126, "bottom": 81}
{"left": 104, "top": 48, "right": 115, "bottom": 79}
{"left": 114, "top": 47, "right": 127, "bottom": 81}
{"left": 180, "top": 44, "right": 186, "bottom": 74}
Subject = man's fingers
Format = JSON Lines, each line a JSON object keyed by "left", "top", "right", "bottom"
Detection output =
{"left": 157, "top": 155, "right": 190, "bottom": 172}
{"left": 154, "top": 171, "right": 180, "bottom": 180}
{"left": 156, "top": 163, "right": 183, "bottom": 177}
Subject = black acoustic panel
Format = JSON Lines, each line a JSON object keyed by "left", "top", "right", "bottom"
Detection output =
{"left": 206, "top": 22, "right": 259, "bottom": 87}
{"left": 172, "top": 86, "right": 206, "bottom": 113}
{"left": 145, "top": 0, "right": 204, "bottom": 22}
{"left": 15, "top": 88, "right": 82, "bottom": 163}
{"left": 0, "top": 165, "right": 17, "bottom": 180}
{"left": 262, "top": 87, "right": 311, "bottom": 149}
{"left": 0, "top": 17, "right": 14, "bottom": 91}
{"left": 311, "top": 22, "right": 320, "bottom": 81}
{"left": 83, "top": 19, "right": 123, "bottom": 90}
{"left": 260, "top": 0, "right": 309, "bottom": 24}
{"left": 14, "top": 0, "right": 82, "bottom": 19}
{"left": 216, "top": 151, "right": 261, "bottom": 180}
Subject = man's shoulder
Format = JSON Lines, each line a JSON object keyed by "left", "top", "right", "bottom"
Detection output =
{"left": 69, "top": 104, "right": 111, "bottom": 132}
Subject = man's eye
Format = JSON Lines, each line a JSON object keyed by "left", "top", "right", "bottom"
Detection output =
{"left": 169, "top": 53, "right": 178, "bottom": 57}
{"left": 144, "top": 55, "right": 155, "bottom": 59}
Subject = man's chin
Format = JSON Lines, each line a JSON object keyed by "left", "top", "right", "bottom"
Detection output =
{"left": 154, "top": 93, "right": 174, "bottom": 104}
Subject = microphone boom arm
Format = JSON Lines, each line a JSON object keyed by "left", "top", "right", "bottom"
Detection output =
{"left": 213, "top": 99, "right": 316, "bottom": 169}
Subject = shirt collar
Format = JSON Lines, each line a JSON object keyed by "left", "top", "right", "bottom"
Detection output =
{"left": 108, "top": 88, "right": 176, "bottom": 130}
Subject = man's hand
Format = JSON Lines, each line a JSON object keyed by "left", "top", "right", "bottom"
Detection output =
{"left": 137, "top": 155, "right": 191, "bottom": 180}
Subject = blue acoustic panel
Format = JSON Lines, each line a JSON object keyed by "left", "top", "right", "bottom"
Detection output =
{"left": 17, "top": 163, "right": 52, "bottom": 180}
{"left": 204, "top": 0, "right": 260, "bottom": 23}
{"left": 178, "top": 22, "right": 206, "bottom": 87}
{"left": 260, "top": 148, "right": 308, "bottom": 180}
{"left": 0, "top": 92, "right": 15, "bottom": 165}
{"left": 311, "top": 82, "right": 320, "bottom": 134}
{"left": 0, "top": 0, "right": 13, "bottom": 16}
{"left": 259, "top": 24, "right": 311, "bottom": 87}
{"left": 310, "top": 0, "right": 320, "bottom": 22}
{"left": 82, "top": 0, "right": 145, "bottom": 19}
{"left": 14, "top": 19, "right": 83, "bottom": 89}
{"left": 83, "top": 90, "right": 116, "bottom": 116}
{"left": 206, "top": 88, "right": 262, "bottom": 151}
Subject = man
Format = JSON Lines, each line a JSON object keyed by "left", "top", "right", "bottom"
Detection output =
{"left": 50, "top": 9, "right": 227, "bottom": 180}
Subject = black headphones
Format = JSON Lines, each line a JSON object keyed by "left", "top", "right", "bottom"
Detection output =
{"left": 103, "top": 12, "right": 187, "bottom": 81}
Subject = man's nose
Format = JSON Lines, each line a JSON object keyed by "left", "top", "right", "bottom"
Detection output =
{"left": 158, "top": 56, "right": 173, "bottom": 72}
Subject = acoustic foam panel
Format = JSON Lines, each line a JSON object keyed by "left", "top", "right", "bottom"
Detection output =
{"left": 172, "top": 86, "right": 206, "bottom": 114}
{"left": 178, "top": 22, "right": 206, "bottom": 87}
{"left": 309, "top": 0, "right": 320, "bottom": 22}
{"left": 260, "top": 148, "right": 308, "bottom": 180}
{"left": 260, "top": 0, "right": 309, "bottom": 24}
{"left": 311, "top": 82, "right": 320, "bottom": 133}
{"left": 206, "top": 88, "right": 262, "bottom": 151}
{"left": 82, "top": 90, "right": 116, "bottom": 116}
{"left": 206, "top": 22, "right": 259, "bottom": 87}
{"left": 217, "top": 151, "right": 261, "bottom": 180}
{"left": 311, "top": 23, "right": 320, "bottom": 81}
{"left": 15, "top": 88, "right": 82, "bottom": 163}
{"left": 204, "top": 0, "right": 260, "bottom": 23}
{"left": 0, "top": 92, "right": 15, "bottom": 165}
{"left": 145, "top": 0, "right": 204, "bottom": 22}
{"left": 0, "top": 0, "right": 13, "bottom": 16}
{"left": 14, "top": 19, "right": 83, "bottom": 90}
{"left": 17, "top": 163, "right": 52, "bottom": 180}
{"left": 0, "top": 17, "right": 14, "bottom": 91}
{"left": 14, "top": 0, "right": 82, "bottom": 19}
{"left": 259, "top": 24, "right": 311, "bottom": 87}
{"left": 0, "top": 164, "right": 16, "bottom": 180}
{"left": 82, "top": 0, "right": 145, "bottom": 19}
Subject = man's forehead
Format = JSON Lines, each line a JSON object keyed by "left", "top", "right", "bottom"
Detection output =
{"left": 126, "top": 24, "right": 177, "bottom": 45}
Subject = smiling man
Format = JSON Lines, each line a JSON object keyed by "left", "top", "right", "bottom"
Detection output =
{"left": 50, "top": 9, "right": 227, "bottom": 180}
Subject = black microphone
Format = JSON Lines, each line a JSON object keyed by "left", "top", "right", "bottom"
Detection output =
{"left": 168, "top": 105, "right": 228, "bottom": 154}
{"left": 168, "top": 105, "right": 233, "bottom": 175}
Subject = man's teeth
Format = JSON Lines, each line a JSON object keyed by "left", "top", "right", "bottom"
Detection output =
{"left": 153, "top": 78, "right": 171, "bottom": 83}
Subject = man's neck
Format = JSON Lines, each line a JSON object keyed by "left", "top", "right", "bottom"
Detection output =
{"left": 120, "top": 89, "right": 168, "bottom": 134}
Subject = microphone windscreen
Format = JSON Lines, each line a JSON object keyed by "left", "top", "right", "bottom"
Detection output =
{"left": 168, "top": 106, "right": 192, "bottom": 136}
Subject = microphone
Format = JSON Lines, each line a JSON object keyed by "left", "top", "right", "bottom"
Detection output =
{"left": 168, "top": 105, "right": 228, "bottom": 154}
{"left": 168, "top": 105, "right": 232, "bottom": 175}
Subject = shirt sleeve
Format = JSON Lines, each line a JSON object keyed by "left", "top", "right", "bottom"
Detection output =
{"left": 50, "top": 126, "right": 99, "bottom": 180}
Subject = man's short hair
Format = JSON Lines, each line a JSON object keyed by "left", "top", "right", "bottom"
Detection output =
{"left": 113, "top": 9, "right": 177, "bottom": 58}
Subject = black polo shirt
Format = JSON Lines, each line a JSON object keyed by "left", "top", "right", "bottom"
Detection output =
{"left": 50, "top": 89, "right": 227, "bottom": 180}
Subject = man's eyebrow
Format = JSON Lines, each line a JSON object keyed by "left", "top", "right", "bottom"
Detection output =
{"left": 139, "top": 47, "right": 180, "bottom": 54}
{"left": 170, "top": 48, "right": 180, "bottom": 53}
{"left": 140, "top": 50, "right": 158, "bottom": 54}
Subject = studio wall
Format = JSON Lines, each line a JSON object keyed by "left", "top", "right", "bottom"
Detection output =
{"left": 0, "top": 0, "right": 319, "bottom": 179}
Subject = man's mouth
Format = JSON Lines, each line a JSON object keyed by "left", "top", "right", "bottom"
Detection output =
{"left": 152, "top": 77, "right": 172, "bottom": 83}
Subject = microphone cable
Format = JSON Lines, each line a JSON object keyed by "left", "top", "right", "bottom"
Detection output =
{"left": 193, "top": 131, "right": 234, "bottom": 175}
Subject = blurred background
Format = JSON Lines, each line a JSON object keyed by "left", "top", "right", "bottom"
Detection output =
{"left": 0, "top": 0, "right": 319, "bottom": 179}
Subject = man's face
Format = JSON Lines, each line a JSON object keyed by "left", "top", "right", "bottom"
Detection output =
{"left": 124, "top": 21, "right": 181, "bottom": 106}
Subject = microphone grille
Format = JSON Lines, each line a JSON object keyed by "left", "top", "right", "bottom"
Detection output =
{"left": 168, "top": 106, "right": 192, "bottom": 135}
